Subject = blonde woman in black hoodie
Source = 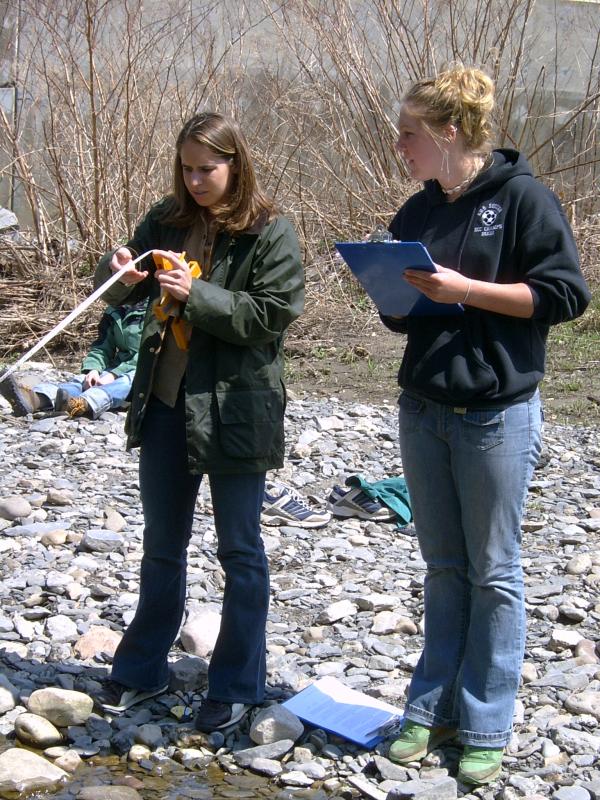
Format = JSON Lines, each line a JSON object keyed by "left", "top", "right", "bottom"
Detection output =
{"left": 383, "top": 66, "right": 590, "bottom": 785}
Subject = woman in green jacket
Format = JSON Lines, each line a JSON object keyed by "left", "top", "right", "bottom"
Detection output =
{"left": 93, "top": 112, "right": 304, "bottom": 731}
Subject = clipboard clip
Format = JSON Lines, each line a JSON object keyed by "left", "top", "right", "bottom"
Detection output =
{"left": 366, "top": 715, "right": 403, "bottom": 738}
{"left": 366, "top": 225, "right": 393, "bottom": 243}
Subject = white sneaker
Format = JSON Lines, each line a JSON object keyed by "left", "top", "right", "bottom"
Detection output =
{"left": 94, "top": 680, "right": 169, "bottom": 714}
{"left": 262, "top": 483, "right": 331, "bottom": 529}
{"left": 326, "top": 485, "right": 396, "bottom": 521}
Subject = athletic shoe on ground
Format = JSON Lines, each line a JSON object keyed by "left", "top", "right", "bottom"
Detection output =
{"left": 0, "top": 375, "right": 42, "bottom": 416}
{"left": 262, "top": 483, "right": 331, "bottom": 528}
{"left": 457, "top": 745, "right": 504, "bottom": 785}
{"left": 388, "top": 720, "right": 457, "bottom": 764}
{"left": 94, "top": 680, "right": 169, "bottom": 714}
{"left": 326, "top": 484, "right": 396, "bottom": 521}
{"left": 194, "top": 698, "right": 249, "bottom": 732}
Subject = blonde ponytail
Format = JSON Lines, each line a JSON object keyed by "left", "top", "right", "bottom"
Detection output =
{"left": 403, "top": 64, "right": 495, "bottom": 151}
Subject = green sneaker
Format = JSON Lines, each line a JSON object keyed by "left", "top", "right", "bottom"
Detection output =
{"left": 388, "top": 720, "right": 456, "bottom": 764}
{"left": 457, "top": 745, "right": 504, "bottom": 785}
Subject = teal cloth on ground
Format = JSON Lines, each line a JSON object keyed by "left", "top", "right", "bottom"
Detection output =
{"left": 345, "top": 475, "right": 412, "bottom": 527}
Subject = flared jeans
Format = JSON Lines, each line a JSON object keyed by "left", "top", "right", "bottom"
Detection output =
{"left": 110, "top": 394, "right": 269, "bottom": 704}
{"left": 399, "top": 390, "right": 542, "bottom": 746}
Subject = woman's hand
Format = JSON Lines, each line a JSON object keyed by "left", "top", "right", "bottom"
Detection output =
{"left": 82, "top": 369, "right": 100, "bottom": 390}
{"left": 405, "top": 264, "right": 535, "bottom": 317}
{"left": 404, "top": 264, "right": 470, "bottom": 304}
{"left": 83, "top": 370, "right": 116, "bottom": 390}
{"left": 154, "top": 250, "right": 193, "bottom": 302}
{"left": 110, "top": 247, "right": 148, "bottom": 285}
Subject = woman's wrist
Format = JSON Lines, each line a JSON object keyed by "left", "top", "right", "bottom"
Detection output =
{"left": 462, "top": 279, "right": 472, "bottom": 305}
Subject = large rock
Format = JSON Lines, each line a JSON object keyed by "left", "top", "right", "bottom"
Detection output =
{"left": 180, "top": 609, "right": 221, "bottom": 658}
{"left": 250, "top": 705, "right": 304, "bottom": 745}
{"left": 0, "top": 747, "right": 67, "bottom": 794}
{"left": 27, "top": 688, "right": 94, "bottom": 726}
{"left": 14, "top": 713, "right": 63, "bottom": 747}
{"left": 73, "top": 626, "right": 123, "bottom": 660}
{"left": 316, "top": 599, "right": 358, "bottom": 624}
{"left": 169, "top": 655, "right": 208, "bottom": 692}
{"left": 233, "top": 739, "right": 295, "bottom": 767}
{"left": 564, "top": 690, "right": 600, "bottom": 719}
{"left": 80, "top": 529, "right": 124, "bottom": 553}
{"left": 0, "top": 495, "right": 32, "bottom": 521}
{"left": 45, "top": 614, "right": 78, "bottom": 643}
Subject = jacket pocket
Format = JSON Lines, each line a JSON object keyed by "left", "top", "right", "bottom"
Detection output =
{"left": 216, "top": 388, "right": 284, "bottom": 458}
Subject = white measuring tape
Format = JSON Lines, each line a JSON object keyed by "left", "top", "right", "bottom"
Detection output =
{"left": 0, "top": 250, "right": 154, "bottom": 385}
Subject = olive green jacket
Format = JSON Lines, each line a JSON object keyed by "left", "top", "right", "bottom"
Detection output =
{"left": 94, "top": 203, "right": 304, "bottom": 474}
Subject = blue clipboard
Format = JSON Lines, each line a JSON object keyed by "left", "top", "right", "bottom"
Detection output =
{"left": 335, "top": 241, "right": 463, "bottom": 316}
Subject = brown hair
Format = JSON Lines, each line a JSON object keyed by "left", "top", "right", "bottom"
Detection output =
{"left": 403, "top": 65, "right": 495, "bottom": 152}
{"left": 160, "top": 112, "right": 276, "bottom": 233}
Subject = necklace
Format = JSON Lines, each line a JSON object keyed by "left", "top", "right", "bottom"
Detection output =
{"left": 440, "top": 155, "right": 489, "bottom": 196}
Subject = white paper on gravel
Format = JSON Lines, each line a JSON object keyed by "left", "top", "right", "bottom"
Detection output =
{"left": 282, "top": 675, "right": 402, "bottom": 747}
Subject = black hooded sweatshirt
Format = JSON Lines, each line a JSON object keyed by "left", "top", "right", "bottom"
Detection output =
{"left": 383, "top": 148, "right": 591, "bottom": 409}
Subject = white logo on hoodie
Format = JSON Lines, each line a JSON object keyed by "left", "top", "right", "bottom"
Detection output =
{"left": 475, "top": 203, "right": 503, "bottom": 237}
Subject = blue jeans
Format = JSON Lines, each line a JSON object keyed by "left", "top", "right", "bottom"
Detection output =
{"left": 398, "top": 391, "right": 542, "bottom": 746}
{"left": 110, "top": 394, "right": 269, "bottom": 705}
{"left": 35, "top": 373, "right": 132, "bottom": 418}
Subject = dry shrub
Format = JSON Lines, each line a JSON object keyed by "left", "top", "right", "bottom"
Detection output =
{"left": 0, "top": 0, "right": 598, "bottom": 364}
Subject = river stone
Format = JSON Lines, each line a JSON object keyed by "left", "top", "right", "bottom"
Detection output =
{"left": 54, "top": 749, "right": 83, "bottom": 773}
{"left": 128, "top": 744, "right": 151, "bottom": 763}
{"left": 46, "top": 614, "right": 79, "bottom": 642}
{"left": 347, "top": 775, "right": 389, "bottom": 799}
{"left": 280, "top": 769, "right": 314, "bottom": 786}
{"left": 317, "top": 599, "right": 358, "bottom": 624}
{"left": 28, "top": 687, "right": 94, "bottom": 726}
{"left": 0, "top": 614, "right": 14, "bottom": 633}
{"left": 104, "top": 507, "right": 127, "bottom": 532}
{"left": 565, "top": 554, "right": 593, "bottom": 575}
{"left": 386, "top": 777, "right": 458, "bottom": 798}
{"left": 77, "top": 787, "right": 142, "bottom": 800}
{"left": 552, "top": 787, "right": 592, "bottom": 800}
{"left": 548, "top": 628, "right": 585, "bottom": 651}
{"left": 553, "top": 727, "right": 600, "bottom": 754}
{"left": 80, "top": 529, "right": 124, "bottom": 553}
{"left": 73, "top": 626, "right": 123, "bottom": 660}
{"left": 40, "top": 528, "right": 68, "bottom": 546}
{"left": 0, "top": 674, "right": 18, "bottom": 714}
{"left": 180, "top": 609, "right": 221, "bottom": 657}
{"left": 14, "top": 712, "right": 63, "bottom": 747}
{"left": 0, "top": 495, "right": 32, "bottom": 520}
{"left": 247, "top": 758, "right": 283, "bottom": 776}
{"left": 134, "top": 723, "right": 163, "bottom": 749}
{"left": 250, "top": 706, "right": 304, "bottom": 745}
{"left": 294, "top": 761, "right": 327, "bottom": 779}
{"left": 45, "top": 488, "right": 74, "bottom": 506}
{"left": 233, "top": 739, "right": 295, "bottom": 767}
{"left": 0, "top": 747, "right": 68, "bottom": 794}
{"left": 564, "top": 690, "right": 600, "bottom": 719}
{"left": 169, "top": 655, "right": 208, "bottom": 692}
{"left": 575, "top": 639, "right": 599, "bottom": 663}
